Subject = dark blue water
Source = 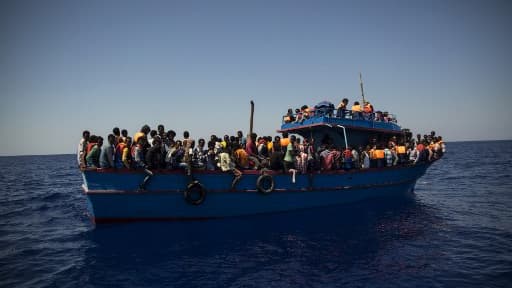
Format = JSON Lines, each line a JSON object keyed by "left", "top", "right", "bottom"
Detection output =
{"left": 1, "top": 141, "right": 511, "bottom": 287}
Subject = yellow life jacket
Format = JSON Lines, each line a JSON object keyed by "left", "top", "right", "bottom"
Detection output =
{"left": 351, "top": 105, "right": 361, "bottom": 112}
{"left": 134, "top": 132, "right": 145, "bottom": 143}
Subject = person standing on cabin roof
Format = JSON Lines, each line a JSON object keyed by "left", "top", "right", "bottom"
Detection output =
{"left": 100, "top": 134, "right": 116, "bottom": 169}
{"left": 336, "top": 98, "right": 349, "bottom": 118}
{"left": 351, "top": 101, "right": 362, "bottom": 119}
{"left": 363, "top": 101, "right": 374, "bottom": 120}
{"left": 77, "top": 130, "right": 90, "bottom": 168}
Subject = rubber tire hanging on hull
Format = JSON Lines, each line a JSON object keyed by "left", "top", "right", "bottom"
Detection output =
{"left": 256, "top": 174, "right": 275, "bottom": 194}
{"left": 184, "top": 181, "right": 206, "bottom": 205}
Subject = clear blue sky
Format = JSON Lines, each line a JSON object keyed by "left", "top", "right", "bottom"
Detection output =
{"left": 1, "top": 0, "right": 511, "bottom": 156}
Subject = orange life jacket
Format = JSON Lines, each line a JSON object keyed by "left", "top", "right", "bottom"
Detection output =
{"left": 86, "top": 142, "right": 96, "bottom": 154}
{"left": 397, "top": 146, "right": 406, "bottom": 154}
{"left": 280, "top": 138, "right": 290, "bottom": 147}
{"left": 374, "top": 149, "right": 385, "bottom": 159}
{"left": 116, "top": 143, "right": 126, "bottom": 155}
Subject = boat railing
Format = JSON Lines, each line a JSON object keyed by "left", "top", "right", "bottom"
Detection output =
{"left": 282, "top": 109, "right": 398, "bottom": 125}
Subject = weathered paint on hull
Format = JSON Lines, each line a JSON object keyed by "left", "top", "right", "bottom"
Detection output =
{"left": 83, "top": 163, "right": 429, "bottom": 223}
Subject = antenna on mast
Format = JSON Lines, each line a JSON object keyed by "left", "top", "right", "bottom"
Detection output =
{"left": 359, "top": 72, "right": 366, "bottom": 105}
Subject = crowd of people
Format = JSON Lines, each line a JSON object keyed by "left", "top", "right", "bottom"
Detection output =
{"left": 283, "top": 98, "right": 397, "bottom": 124}
{"left": 78, "top": 124, "right": 445, "bottom": 178}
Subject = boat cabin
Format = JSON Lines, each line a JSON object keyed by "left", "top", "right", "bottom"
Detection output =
{"left": 278, "top": 104, "right": 407, "bottom": 149}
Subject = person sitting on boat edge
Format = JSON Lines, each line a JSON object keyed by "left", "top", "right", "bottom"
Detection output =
{"left": 145, "top": 136, "right": 163, "bottom": 169}
{"left": 121, "top": 129, "right": 128, "bottom": 143}
{"left": 114, "top": 137, "right": 126, "bottom": 168}
{"left": 77, "top": 130, "right": 90, "bottom": 168}
{"left": 99, "top": 134, "right": 116, "bottom": 169}
{"left": 112, "top": 127, "right": 121, "bottom": 145}
{"left": 86, "top": 136, "right": 102, "bottom": 168}
{"left": 192, "top": 138, "right": 207, "bottom": 169}
{"left": 245, "top": 133, "right": 260, "bottom": 169}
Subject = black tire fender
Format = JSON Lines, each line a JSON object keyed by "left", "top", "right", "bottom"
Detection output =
{"left": 184, "top": 181, "right": 206, "bottom": 205}
{"left": 256, "top": 174, "right": 275, "bottom": 194}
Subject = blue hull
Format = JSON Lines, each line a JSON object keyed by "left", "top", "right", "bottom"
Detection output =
{"left": 82, "top": 164, "right": 430, "bottom": 223}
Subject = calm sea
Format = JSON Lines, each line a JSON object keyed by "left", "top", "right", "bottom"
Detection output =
{"left": 1, "top": 141, "right": 511, "bottom": 287}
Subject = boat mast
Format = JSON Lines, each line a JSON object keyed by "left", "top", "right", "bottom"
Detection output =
{"left": 249, "top": 100, "right": 254, "bottom": 137}
{"left": 359, "top": 72, "right": 366, "bottom": 105}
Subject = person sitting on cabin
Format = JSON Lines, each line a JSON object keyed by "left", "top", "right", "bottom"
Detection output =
{"left": 363, "top": 101, "right": 374, "bottom": 121}
{"left": 283, "top": 108, "right": 295, "bottom": 123}
{"left": 374, "top": 111, "right": 383, "bottom": 122}
{"left": 99, "top": 134, "right": 116, "bottom": 169}
{"left": 86, "top": 136, "right": 102, "bottom": 168}
{"left": 301, "top": 105, "right": 310, "bottom": 120}
{"left": 351, "top": 101, "right": 362, "bottom": 119}
{"left": 294, "top": 108, "right": 303, "bottom": 123}
{"left": 336, "top": 98, "right": 349, "bottom": 118}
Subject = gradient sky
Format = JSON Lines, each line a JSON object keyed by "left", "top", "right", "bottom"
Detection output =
{"left": 1, "top": 0, "right": 511, "bottom": 156}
